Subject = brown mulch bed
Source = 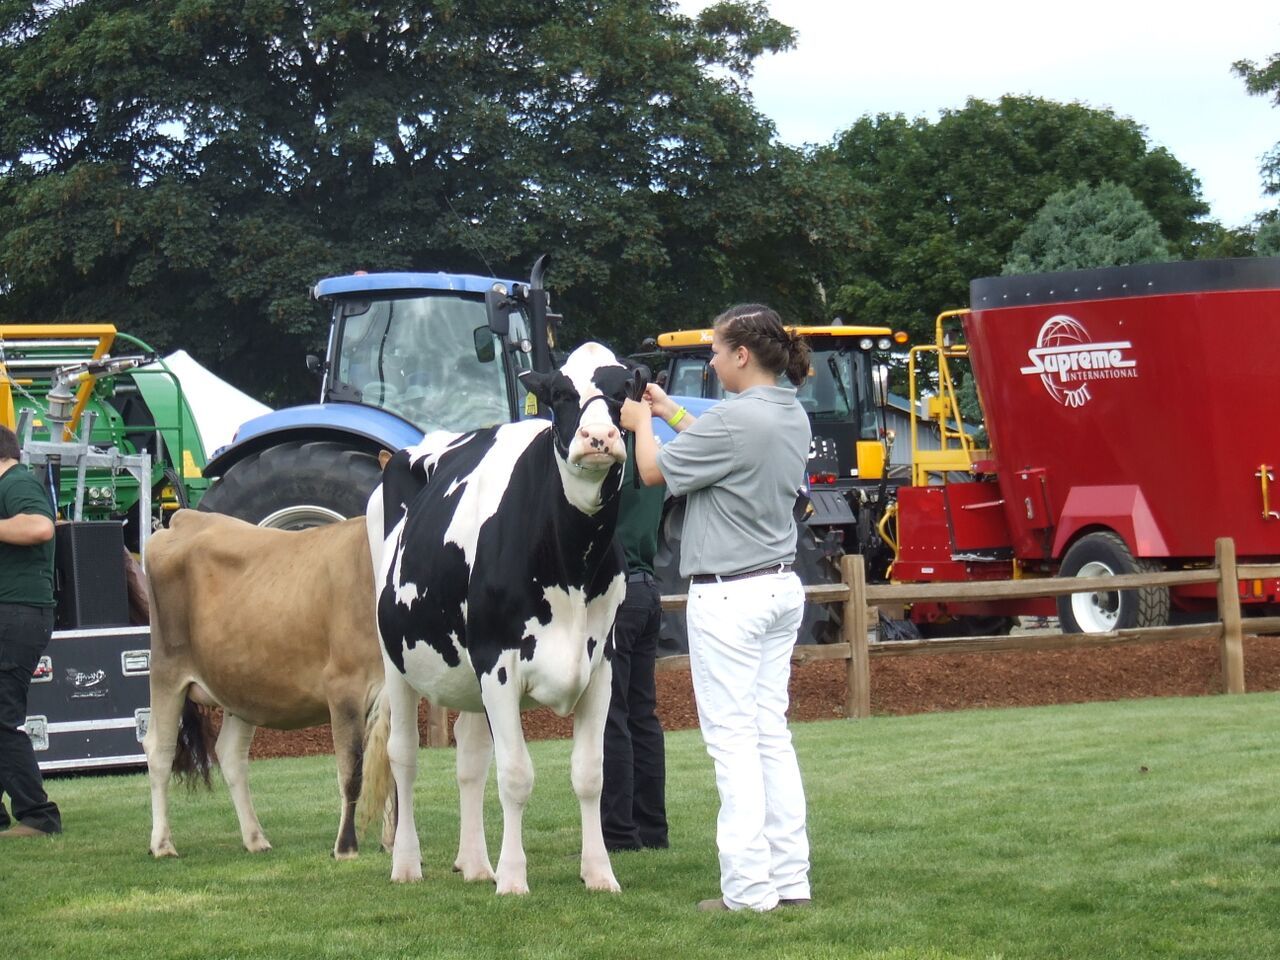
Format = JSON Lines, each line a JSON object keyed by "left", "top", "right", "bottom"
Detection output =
{"left": 248, "top": 634, "right": 1280, "bottom": 759}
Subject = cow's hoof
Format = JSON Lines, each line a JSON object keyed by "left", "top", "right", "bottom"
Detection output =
{"left": 583, "top": 873, "right": 622, "bottom": 893}
{"left": 333, "top": 848, "right": 359, "bottom": 862}
{"left": 243, "top": 835, "right": 272, "bottom": 854}
{"left": 391, "top": 861, "right": 423, "bottom": 883}
{"left": 453, "top": 858, "right": 497, "bottom": 883}
{"left": 150, "top": 841, "right": 179, "bottom": 859}
{"left": 495, "top": 878, "right": 530, "bottom": 895}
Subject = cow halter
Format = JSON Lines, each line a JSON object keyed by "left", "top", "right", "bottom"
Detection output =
{"left": 576, "top": 370, "right": 646, "bottom": 431}
{"left": 554, "top": 394, "right": 626, "bottom": 482}
{"left": 580, "top": 392, "right": 622, "bottom": 422}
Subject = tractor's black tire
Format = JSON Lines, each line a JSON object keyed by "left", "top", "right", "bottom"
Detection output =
{"left": 1056, "top": 531, "right": 1169, "bottom": 634}
{"left": 198, "top": 441, "right": 382, "bottom": 529}
{"left": 793, "top": 528, "right": 844, "bottom": 645}
{"left": 652, "top": 500, "right": 842, "bottom": 655}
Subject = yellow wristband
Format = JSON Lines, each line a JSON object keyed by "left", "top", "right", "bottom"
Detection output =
{"left": 666, "top": 406, "right": 687, "bottom": 428}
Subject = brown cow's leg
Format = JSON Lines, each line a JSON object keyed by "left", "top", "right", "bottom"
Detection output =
{"left": 329, "top": 696, "right": 364, "bottom": 860}
{"left": 144, "top": 673, "right": 187, "bottom": 858}
{"left": 453, "top": 710, "right": 496, "bottom": 882}
{"left": 215, "top": 714, "right": 271, "bottom": 853}
{"left": 571, "top": 660, "right": 620, "bottom": 892}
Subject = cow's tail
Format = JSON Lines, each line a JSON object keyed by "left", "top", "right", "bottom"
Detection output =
{"left": 172, "top": 698, "right": 215, "bottom": 789}
{"left": 357, "top": 684, "right": 395, "bottom": 848}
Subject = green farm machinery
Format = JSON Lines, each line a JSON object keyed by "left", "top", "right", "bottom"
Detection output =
{"left": 0, "top": 323, "right": 210, "bottom": 552}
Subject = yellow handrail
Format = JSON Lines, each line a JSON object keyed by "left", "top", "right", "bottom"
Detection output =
{"left": 0, "top": 324, "right": 117, "bottom": 440}
{"left": 908, "top": 310, "right": 984, "bottom": 486}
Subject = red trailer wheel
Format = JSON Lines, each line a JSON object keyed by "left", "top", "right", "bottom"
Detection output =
{"left": 1056, "top": 531, "right": 1169, "bottom": 634}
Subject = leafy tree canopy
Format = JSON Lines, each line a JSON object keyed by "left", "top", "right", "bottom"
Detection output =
{"left": 0, "top": 0, "right": 830, "bottom": 401}
{"left": 1002, "top": 180, "right": 1170, "bottom": 274}
{"left": 1234, "top": 49, "right": 1280, "bottom": 198}
{"left": 821, "top": 96, "right": 1208, "bottom": 343}
{"left": 1258, "top": 220, "right": 1280, "bottom": 257}
{"left": 1189, "top": 220, "right": 1259, "bottom": 259}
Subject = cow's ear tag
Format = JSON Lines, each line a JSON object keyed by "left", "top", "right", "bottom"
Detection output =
{"left": 524, "top": 393, "right": 539, "bottom": 416}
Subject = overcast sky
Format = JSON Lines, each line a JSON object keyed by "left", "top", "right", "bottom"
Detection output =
{"left": 681, "top": 1, "right": 1278, "bottom": 229}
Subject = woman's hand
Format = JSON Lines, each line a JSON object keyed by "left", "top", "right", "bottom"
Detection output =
{"left": 643, "top": 382, "right": 678, "bottom": 421}
{"left": 619, "top": 397, "right": 652, "bottom": 433}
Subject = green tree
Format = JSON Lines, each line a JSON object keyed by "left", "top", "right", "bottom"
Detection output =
{"left": 822, "top": 96, "right": 1208, "bottom": 344}
{"left": 1234, "top": 49, "right": 1280, "bottom": 196}
{"left": 1258, "top": 220, "right": 1280, "bottom": 256}
{"left": 1188, "top": 220, "right": 1258, "bottom": 259}
{"left": 0, "top": 1, "right": 820, "bottom": 402}
{"left": 1002, "top": 181, "right": 1170, "bottom": 274}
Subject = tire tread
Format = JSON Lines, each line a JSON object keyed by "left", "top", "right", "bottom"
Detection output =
{"left": 1057, "top": 530, "right": 1170, "bottom": 633}
{"left": 199, "top": 440, "right": 381, "bottom": 525}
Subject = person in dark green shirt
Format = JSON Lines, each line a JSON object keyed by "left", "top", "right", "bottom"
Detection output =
{"left": 0, "top": 424, "right": 62, "bottom": 837}
{"left": 600, "top": 432, "right": 669, "bottom": 851}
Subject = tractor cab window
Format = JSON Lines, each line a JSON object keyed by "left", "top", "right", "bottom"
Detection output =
{"left": 679, "top": 358, "right": 731, "bottom": 401}
{"left": 333, "top": 293, "right": 510, "bottom": 433}
{"left": 796, "top": 349, "right": 879, "bottom": 439}
{"left": 669, "top": 356, "right": 708, "bottom": 398}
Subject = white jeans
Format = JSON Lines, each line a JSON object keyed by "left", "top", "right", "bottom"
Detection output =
{"left": 686, "top": 571, "right": 810, "bottom": 911}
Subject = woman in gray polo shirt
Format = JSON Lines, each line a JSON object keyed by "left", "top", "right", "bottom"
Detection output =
{"left": 620, "top": 303, "right": 812, "bottom": 913}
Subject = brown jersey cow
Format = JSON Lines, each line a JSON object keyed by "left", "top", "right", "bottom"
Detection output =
{"left": 143, "top": 510, "right": 386, "bottom": 859}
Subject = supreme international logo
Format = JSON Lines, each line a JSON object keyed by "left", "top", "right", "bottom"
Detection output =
{"left": 1020, "top": 314, "right": 1138, "bottom": 408}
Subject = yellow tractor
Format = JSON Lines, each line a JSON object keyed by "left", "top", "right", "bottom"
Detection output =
{"left": 648, "top": 322, "right": 908, "bottom": 648}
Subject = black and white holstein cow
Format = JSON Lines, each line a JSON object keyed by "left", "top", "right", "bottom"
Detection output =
{"left": 363, "top": 342, "right": 642, "bottom": 894}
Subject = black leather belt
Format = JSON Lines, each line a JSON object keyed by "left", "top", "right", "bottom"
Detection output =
{"left": 689, "top": 563, "right": 792, "bottom": 585}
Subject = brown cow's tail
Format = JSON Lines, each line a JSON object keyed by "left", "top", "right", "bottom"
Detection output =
{"left": 357, "top": 685, "right": 395, "bottom": 847}
{"left": 124, "top": 548, "right": 150, "bottom": 625}
{"left": 172, "top": 699, "right": 215, "bottom": 789}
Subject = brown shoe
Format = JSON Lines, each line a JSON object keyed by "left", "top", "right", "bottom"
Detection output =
{"left": 0, "top": 823, "right": 54, "bottom": 839}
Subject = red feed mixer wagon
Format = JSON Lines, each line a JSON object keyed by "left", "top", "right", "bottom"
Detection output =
{"left": 891, "top": 256, "right": 1280, "bottom": 634}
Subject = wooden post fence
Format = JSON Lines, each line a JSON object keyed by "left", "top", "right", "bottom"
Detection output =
{"left": 653, "top": 536, "right": 1280, "bottom": 723}
{"left": 426, "top": 704, "right": 449, "bottom": 747}
{"left": 1216, "top": 537, "right": 1246, "bottom": 694}
{"left": 419, "top": 538, "right": 1280, "bottom": 744}
{"left": 842, "top": 553, "right": 870, "bottom": 719}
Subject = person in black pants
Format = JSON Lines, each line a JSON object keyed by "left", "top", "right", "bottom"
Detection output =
{"left": 0, "top": 424, "right": 61, "bottom": 838}
{"left": 601, "top": 433, "right": 668, "bottom": 852}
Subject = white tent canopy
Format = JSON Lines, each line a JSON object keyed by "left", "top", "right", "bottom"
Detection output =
{"left": 147, "top": 350, "right": 272, "bottom": 457}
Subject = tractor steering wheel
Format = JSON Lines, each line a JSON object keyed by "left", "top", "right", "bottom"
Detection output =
{"left": 360, "top": 381, "right": 400, "bottom": 405}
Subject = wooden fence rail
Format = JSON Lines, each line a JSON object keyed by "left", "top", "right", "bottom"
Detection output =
{"left": 422, "top": 539, "right": 1280, "bottom": 743}
{"left": 654, "top": 537, "right": 1280, "bottom": 721}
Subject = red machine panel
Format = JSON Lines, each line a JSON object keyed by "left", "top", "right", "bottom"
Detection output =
{"left": 966, "top": 258, "right": 1280, "bottom": 562}
{"left": 896, "top": 486, "right": 953, "bottom": 567}
{"left": 945, "top": 480, "right": 1014, "bottom": 552}
{"left": 895, "top": 482, "right": 1015, "bottom": 582}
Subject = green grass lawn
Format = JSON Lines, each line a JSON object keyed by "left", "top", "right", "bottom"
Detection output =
{"left": 5, "top": 693, "right": 1280, "bottom": 960}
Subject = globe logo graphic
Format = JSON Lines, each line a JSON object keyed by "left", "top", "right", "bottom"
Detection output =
{"left": 1036, "top": 314, "right": 1091, "bottom": 406}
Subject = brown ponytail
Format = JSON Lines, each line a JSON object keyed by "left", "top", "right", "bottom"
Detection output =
{"left": 712, "top": 304, "right": 812, "bottom": 387}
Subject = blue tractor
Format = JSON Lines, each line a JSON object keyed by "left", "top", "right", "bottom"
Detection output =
{"left": 200, "top": 259, "right": 751, "bottom": 653}
{"left": 201, "top": 258, "right": 707, "bottom": 528}
{"left": 199, "top": 261, "right": 561, "bottom": 525}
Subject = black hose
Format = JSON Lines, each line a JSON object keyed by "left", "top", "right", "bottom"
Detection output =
{"left": 163, "top": 466, "right": 190, "bottom": 509}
